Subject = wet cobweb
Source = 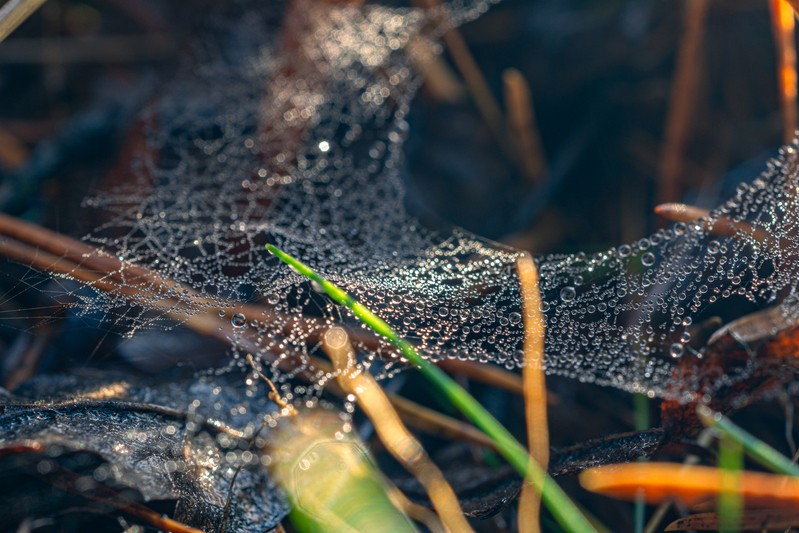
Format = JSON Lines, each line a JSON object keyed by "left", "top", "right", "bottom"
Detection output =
{"left": 62, "top": 0, "right": 799, "bottom": 411}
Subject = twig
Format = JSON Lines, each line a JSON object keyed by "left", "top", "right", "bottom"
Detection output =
{"left": 414, "top": 0, "right": 507, "bottom": 155}
{"left": 503, "top": 69, "right": 547, "bottom": 186}
{"left": 0, "top": 126, "right": 29, "bottom": 170}
{"left": 654, "top": 202, "right": 773, "bottom": 244}
{"left": 516, "top": 253, "right": 548, "bottom": 532}
{"left": 657, "top": 0, "right": 710, "bottom": 205}
{"left": 770, "top": 0, "right": 798, "bottom": 144}
{"left": 0, "top": 218, "right": 498, "bottom": 451}
{"left": 0, "top": 35, "right": 176, "bottom": 64}
{"left": 323, "top": 327, "right": 474, "bottom": 533}
{"left": 386, "top": 487, "right": 447, "bottom": 533}
{"left": 0, "top": 0, "right": 46, "bottom": 43}
{"left": 267, "top": 243, "right": 598, "bottom": 533}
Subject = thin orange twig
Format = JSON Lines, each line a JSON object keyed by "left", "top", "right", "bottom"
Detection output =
{"left": 771, "top": 0, "right": 798, "bottom": 144}
{"left": 516, "top": 252, "right": 548, "bottom": 532}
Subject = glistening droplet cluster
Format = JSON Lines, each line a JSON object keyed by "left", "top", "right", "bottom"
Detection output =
{"left": 69, "top": 0, "right": 799, "bottom": 404}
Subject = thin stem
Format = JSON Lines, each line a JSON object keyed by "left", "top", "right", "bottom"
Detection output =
{"left": 698, "top": 405, "right": 799, "bottom": 477}
{"left": 266, "top": 244, "right": 598, "bottom": 533}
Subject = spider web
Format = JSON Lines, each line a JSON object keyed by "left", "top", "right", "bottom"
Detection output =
{"left": 68, "top": 0, "right": 799, "bottom": 403}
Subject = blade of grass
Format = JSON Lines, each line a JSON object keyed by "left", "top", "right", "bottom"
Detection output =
{"left": 269, "top": 408, "right": 419, "bottom": 533}
{"left": 632, "top": 393, "right": 650, "bottom": 533}
{"left": 697, "top": 405, "right": 799, "bottom": 477}
{"left": 266, "top": 243, "right": 598, "bottom": 533}
{"left": 718, "top": 432, "right": 743, "bottom": 533}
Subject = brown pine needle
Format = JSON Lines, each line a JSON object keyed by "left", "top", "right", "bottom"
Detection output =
{"left": 666, "top": 509, "right": 799, "bottom": 531}
{"left": 503, "top": 68, "right": 547, "bottom": 185}
{"left": 654, "top": 202, "right": 774, "bottom": 244}
{"left": 580, "top": 462, "right": 799, "bottom": 508}
{"left": 658, "top": 0, "right": 710, "bottom": 205}
{"left": 516, "top": 252, "right": 548, "bottom": 532}
{"left": 323, "top": 327, "right": 474, "bottom": 533}
{"left": 408, "top": 38, "right": 465, "bottom": 104}
{"left": 245, "top": 354, "right": 297, "bottom": 416}
{"left": 387, "top": 486, "right": 447, "bottom": 533}
{"left": 0, "top": 215, "right": 497, "bottom": 451}
{"left": 0, "top": 0, "right": 46, "bottom": 43}
{"left": 387, "top": 393, "right": 497, "bottom": 450}
{"left": 771, "top": 0, "right": 798, "bottom": 144}
{"left": 0, "top": 126, "right": 28, "bottom": 170}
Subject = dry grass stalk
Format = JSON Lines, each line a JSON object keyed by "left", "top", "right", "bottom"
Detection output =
{"left": 386, "top": 480, "right": 447, "bottom": 533}
{"left": 771, "top": 0, "right": 798, "bottom": 144}
{"left": 503, "top": 68, "right": 547, "bottom": 185}
{"left": 657, "top": 0, "right": 710, "bottom": 206}
{"left": 323, "top": 326, "right": 474, "bottom": 533}
{"left": 408, "top": 38, "right": 465, "bottom": 104}
{"left": 654, "top": 202, "right": 773, "bottom": 244}
{"left": 0, "top": 126, "right": 28, "bottom": 170}
{"left": 0, "top": 215, "right": 498, "bottom": 450}
{"left": 665, "top": 509, "right": 799, "bottom": 531}
{"left": 0, "top": 0, "right": 46, "bottom": 43}
{"left": 516, "top": 252, "right": 549, "bottom": 532}
{"left": 581, "top": 462, "right": 799, "bottom": 508}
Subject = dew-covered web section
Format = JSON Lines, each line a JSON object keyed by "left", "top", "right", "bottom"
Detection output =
{"left": 71, "top": 0, "right": 799, "bottom": 407}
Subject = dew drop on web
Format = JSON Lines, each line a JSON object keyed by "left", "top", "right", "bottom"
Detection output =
{"left": 66, "top": 0, "right": 799, "bottom": 408}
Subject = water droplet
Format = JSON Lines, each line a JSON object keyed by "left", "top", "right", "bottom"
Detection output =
{"left": 560, "top": 287, "right": 576, "bottom": 302}
{"left": 641, "top": 252, "right": 656, "bottom": 267}
{"left": 509, "top": 312, "right": 522, "bottom": 325}
{"left": 231, "top": 313, "right": 247, "bottom": 328}
{"left": 669, "top": 343, "right": 684, "bottom": 358}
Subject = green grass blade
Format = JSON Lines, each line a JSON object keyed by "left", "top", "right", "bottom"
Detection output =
{"left": 266, "top": 244, "right": 598, "bottom": 533}
{"left": 632, "top": 393, "right": 650, "bottom": 533}
{"left": 698, "top": 405, "right": 799, "bottom": 477}
{"left": 717, "top": 433, "right": 743, "bottom": 533}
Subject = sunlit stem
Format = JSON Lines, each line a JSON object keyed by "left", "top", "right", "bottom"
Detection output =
{"left": 0, "top": 0, "right": 46, "bottom": 43}
{"left": 266, "top": 243, "right": 598, "bottom": 533}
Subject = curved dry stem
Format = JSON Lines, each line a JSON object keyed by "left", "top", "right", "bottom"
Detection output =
{"left": 323, "top": 326, "right": 474, "bottom": 533}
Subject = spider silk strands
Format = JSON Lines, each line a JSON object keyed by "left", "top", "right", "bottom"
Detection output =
{"left": 265, "top": 244, "right": 599, "bottom": 533}
{"left": 0, "top": 214, "right": 501, "bottom": 452}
